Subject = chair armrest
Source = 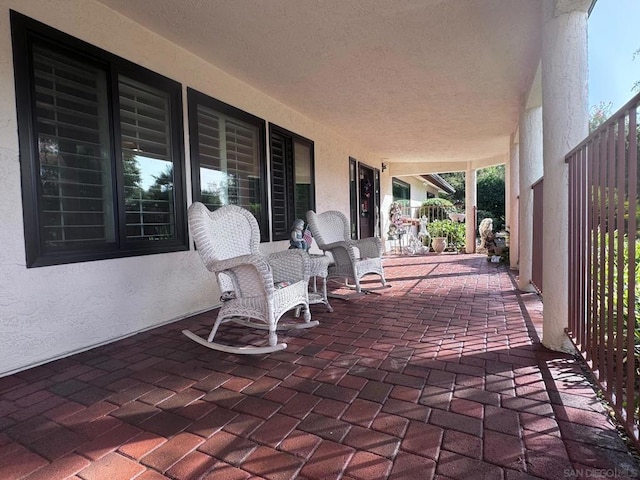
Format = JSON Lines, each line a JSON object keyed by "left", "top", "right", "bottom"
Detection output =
{"left": 321, "top": 240, "right": 358, "bottom": 258}
{"left": 318, "top": 240, "right": 359, "bottom": 266}
{"left": 210, "top": 254, "right": 276, "bottom": 297}
{"left": 353, "top": 237, "right": 383, "bottom": 258}
{"left": 321, "top": 240, "right": 353, "bottom": 252}
{"left": 267, "top": 249, "right": 310, "bottom": 284}
{"left": 204, "top": 254, "right": 265, "bottom": 273}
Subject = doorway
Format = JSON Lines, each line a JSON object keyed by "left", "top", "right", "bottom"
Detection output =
{"left": 358, "top": 163, "right": 375, "bottom": 239}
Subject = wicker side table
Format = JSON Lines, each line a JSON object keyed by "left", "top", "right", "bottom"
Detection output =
{"left": 308, "top": 254, "right": 333, "bottom": 312}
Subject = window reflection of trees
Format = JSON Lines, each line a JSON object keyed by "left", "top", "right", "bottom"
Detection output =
{"left": 124, "top": 152, "right": 174, "bottom": 240}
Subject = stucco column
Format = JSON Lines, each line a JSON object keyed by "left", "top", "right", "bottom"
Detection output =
{"left": 505, "top": 160, "right": 511, "bottom": 237}
{"left": 465, "top": 165, "right": 477, "bottom": 254}
{"left": 508, "top": 134, "right": 520, "bottom": 270}
{"left": 380, "top": 168, "right": 394, "bottom": 252}
{"left": 518, "top": 105, "right": 543, "bottom": 292}
{"left": 540, "top": 0, "right": 589, "bottom": 351}
{"left": 518, "top": 107, "right": 542, "bottom": 292}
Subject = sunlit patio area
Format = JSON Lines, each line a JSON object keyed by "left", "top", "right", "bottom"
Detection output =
{"left": 1, "top": 254, "right": 638, "bottom": 480}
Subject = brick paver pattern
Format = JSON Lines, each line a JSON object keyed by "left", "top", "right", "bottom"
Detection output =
{"left": 1, "top": 254, "right": 639, "bottom": 479}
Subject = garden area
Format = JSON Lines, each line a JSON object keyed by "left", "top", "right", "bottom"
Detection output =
{"left": 387, "top": 165, "right": 508, "bottom": 259}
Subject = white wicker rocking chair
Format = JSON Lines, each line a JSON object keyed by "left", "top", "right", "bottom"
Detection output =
{"left": 306, "top": 209, "right": 387, "bottom": 294}
{"left": 183, "top": 202, "right": 317, "bottom": 354}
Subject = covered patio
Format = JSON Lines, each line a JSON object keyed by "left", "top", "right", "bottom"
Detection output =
{"left": 1, "top": 254, "right": 638, "bottom": 480}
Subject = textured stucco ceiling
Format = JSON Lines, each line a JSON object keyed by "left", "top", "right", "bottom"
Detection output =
{"left": 97, "top": 0, "right": 542, "bottom": 166}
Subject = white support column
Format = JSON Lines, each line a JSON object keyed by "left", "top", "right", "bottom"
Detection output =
{"left": 508, "top": 134, "right": 520, "bottom": 270}
{"left": 465, "top": 164, "right": 477, "bottom": 254}
{"left": 505, "top": 160, "right": 511, "bottom": 237}
{"left": 380, "top": 167, "right": 394, "bottom": 253}
{"left": 541, "top": 0, "right": 589, "bottom": 351}
{"left": 519, "top": 105, "right": 543, "bottom": 292}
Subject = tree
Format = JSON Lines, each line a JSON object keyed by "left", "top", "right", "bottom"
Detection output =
{"left": 440, "top": 166, "right": 505, "bottom": 228}
{"left": 633, "top": 47, "right": 640, "bottom": 93}
{"left": 477, "top": 165, "right": 505, "bottom": 229}
{"left": 440, "top": 172, "right": 465, "bottom": 207}
{"left": 589, "top": 101, "right": 613, "bottom": 132}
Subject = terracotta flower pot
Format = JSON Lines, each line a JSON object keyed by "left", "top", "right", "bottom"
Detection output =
{"left": 431, "top": 237, "right": 447, "bottom": 254}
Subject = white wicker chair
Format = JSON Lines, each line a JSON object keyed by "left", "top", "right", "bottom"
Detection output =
{"left": 306, "top": 209, "right": 387, "bottom": 294}
{"left": 183, "top": 202, "right": 317, "bottom": 354}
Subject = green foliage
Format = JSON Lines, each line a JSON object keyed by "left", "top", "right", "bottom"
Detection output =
{"left": 426, "top": 219, "right": 448, "bottom": 237}
{"left": 418, "top": 198, "right": 454, "bottom": 222}
{"left": 476, "top": 210, "right": 494, "bottom": 225}
{"left": 595, "top": 230, "right": 640, "bottom": 417}
{"left": 589, "top": 101, "right": 613, "bottom": 133}
{"left": 597, "top": 230, "right": 640, "bottom": 335}
{"left": 427, "top": 219, "right": 465, "bottom": 251}
{"left": 477, "top": 166, "right": 505, "bottom": 229}
{"left": 439, "top": 172, "right": 465, "bottom": 207}
{"left": 440, "top": 166, "right": 506, "bottom": 230}
{"left": 421, "top": 197, "right": 454, "bottom": 208}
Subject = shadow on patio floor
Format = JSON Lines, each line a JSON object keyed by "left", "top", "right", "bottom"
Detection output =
{"left": 0, "top": 254, "right": 638, "bottom": 479}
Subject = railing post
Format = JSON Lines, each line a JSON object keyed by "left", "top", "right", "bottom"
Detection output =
{"left": 566, "top": 94, "right": 640, "bottom": 451}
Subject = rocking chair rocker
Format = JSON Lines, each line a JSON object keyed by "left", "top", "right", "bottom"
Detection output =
{"left": 183, "top": 203, "right": 317, "bottom": 354}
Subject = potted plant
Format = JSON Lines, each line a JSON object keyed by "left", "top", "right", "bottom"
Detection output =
{"left": 427, "top": 219, "right": 449, "bottom": 253}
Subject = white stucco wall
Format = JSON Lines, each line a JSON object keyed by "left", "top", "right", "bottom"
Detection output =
{"left": 518, "top": 105, "right": 543, "bottom": 292}
{"left": 0, "top": 0, "right": 380, "bottom": 375}
{"left": 380, "top": 175, "right": 434, "bottom": 246}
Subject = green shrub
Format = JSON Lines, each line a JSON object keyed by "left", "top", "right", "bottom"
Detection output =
{"left": 426, "top": 219, "right": 448, "bottom": 237}
{"left": 476, "top": 210, "right": 506, "bottom": 234}
{"left": 418, "top": 198, "right": 455, "bottom": 222}
{"left": 427, "top": 219, "right": 466, "bottom": 251}
{"left": 595, "top": 230, "right": 640, "bottom": 417}
{"left": 476, "top": 210, "right": 493, "bottom": 226}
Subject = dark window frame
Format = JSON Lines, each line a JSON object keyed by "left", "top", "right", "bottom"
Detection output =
{"left": 187, "top": 88, "right": 268, "bottom": 241}
{"left": 11, "top": 11, "right": 187, "bottom": 267}
{"left": 349, "top": 157, "right": 358, "bottom": 239}
{"left": 269, "top": 124, "right": 315, "bottom": 241}
{"left": 374, "top": 167, "right": 381, "bottom": 237}
{"left": 392, "top": 177, "right": 411, "bottom": 202}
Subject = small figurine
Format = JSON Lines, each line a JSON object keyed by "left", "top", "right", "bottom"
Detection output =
{"left": 289, "top": 219, "right": 309, "bottom": 251}
{"left": 418, "top": 215, "right": 429, "bottom": 242}
{"left": 388, "top": 202, "right": 405, "bottom": 236}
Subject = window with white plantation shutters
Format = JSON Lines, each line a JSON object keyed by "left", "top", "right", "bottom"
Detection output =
{"left": 34, "top": 45, "right": 115, "bottom": 249}
{"left": 188, "top": 88, "right": 267, "bottom": 240}
{"left": 194, "top": 105, "right": 221, "bottom": 209}
{"left": 12, "top": 12, "right": 187, "bottom": 267}
{"left": 119, "top": 76, "right": 175, "bottom": 241}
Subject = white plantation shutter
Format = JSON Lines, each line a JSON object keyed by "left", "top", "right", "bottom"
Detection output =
{"left": 119, "top": 76, "right": 175, "bottom": 240}
{"left": 119, "top": 78, "right": 170, "bottom": 159}
{"left": 226, "top": 119, "right": 259, "bottom": 206}
{"left": 195, "top": 104, "right": 260, "bottom": 213}
{"left": 33, "top": 45, "right": 115, "bottom": 248}
{"left": 195, "top": 107, "right": 221, "bottom": 173}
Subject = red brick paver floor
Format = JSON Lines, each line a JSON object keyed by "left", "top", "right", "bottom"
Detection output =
{"left": 1, "top": 254, "right": 639, "bottom": 479}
